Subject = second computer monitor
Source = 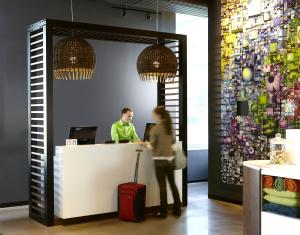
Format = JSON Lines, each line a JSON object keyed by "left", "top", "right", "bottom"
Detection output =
{"left": 143, "top": 123, "right": 155, "bottom": 142}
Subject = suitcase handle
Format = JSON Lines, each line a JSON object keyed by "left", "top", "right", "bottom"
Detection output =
{"left": 134, "top": 149, "right": 143, "bottom": 183}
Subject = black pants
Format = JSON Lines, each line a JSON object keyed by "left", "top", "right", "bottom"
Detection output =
{"left": 154, "top": 160, "right": 181, "bottom": 214}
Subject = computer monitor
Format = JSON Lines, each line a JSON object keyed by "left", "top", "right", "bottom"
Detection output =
{"left": 143, "top": 123, "right": 155, "bottom": 142}
{"left": 104, "top": 140, "right": 129, "bottom": 144}
{"left": 69, "top": 126, "right": 98, "bottom": 145}
{"left": 105, "top": 140, "right": 115, "bottom": 144}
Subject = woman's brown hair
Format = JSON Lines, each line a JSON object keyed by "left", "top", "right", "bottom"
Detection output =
{"left": 153, "top": 106, "right": 173, "bottom": 135}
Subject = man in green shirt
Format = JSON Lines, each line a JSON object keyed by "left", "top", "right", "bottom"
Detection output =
{"left": 111, "top": 107, "right": 140, "bottom": 143}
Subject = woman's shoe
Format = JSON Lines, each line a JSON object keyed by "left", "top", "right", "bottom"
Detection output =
{"left": 172, "top": 209, "right": 181, "bottom": 217}
{"left": 153, "top": 211, "right": 167, "bottom": 218}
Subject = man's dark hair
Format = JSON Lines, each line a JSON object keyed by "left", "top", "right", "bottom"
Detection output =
{"left": 122, "top": 107, "right": 133, "bottom": 114}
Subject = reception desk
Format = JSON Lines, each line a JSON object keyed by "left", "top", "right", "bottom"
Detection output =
{"left": 54, "top": 143, "right": 182, "bottom": 219}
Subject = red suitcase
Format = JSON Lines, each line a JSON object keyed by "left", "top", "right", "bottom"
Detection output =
{"left": 118, "top": 149, "right": 146, "bottom": 222}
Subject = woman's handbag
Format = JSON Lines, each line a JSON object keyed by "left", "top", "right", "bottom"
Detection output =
{"left": 173, "top": 144, "right": 187, "bottom": 170}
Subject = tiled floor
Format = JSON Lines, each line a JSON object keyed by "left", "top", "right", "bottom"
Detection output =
{"left": 0, "top": 183, "right": 243, "bottom": 235}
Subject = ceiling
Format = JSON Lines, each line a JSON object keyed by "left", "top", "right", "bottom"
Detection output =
{"left": 103, "top": 0, "right": 208, "bottom": 17}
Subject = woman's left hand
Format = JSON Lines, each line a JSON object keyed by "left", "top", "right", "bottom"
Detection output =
{"left": 140, "top": 142, "right": 147, "bottom": 147}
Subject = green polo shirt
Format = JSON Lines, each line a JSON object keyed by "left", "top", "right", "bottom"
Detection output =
{"left": 111, "top": 120, "right": 140, "bottom": 142}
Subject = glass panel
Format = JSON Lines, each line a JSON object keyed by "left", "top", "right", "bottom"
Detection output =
{"left": 176, "top": 14, "right": 208, "bottom": 150}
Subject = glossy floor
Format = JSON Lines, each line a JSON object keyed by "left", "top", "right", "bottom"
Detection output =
{"left": 0, "top": 183, "right": 243, "bottom": 235}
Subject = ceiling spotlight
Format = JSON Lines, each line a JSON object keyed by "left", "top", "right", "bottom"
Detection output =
{"left": 145, "top": 13, "right": 152, "bottom": 20}
{"left": 122, "top": 4, "right": 127, "bottom": 17}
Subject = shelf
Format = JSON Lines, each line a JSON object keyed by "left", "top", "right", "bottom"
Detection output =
{"left": 261, "top": 211, "right": 300, "bottom": 235}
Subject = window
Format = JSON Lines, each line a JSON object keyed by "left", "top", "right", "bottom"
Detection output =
{"left": 176, "top": 14, "right": 208, "bottom": 150}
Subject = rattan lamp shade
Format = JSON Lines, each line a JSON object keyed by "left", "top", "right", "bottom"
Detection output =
{"left": 137, "top": 44, "right": 178, "bottom": 83}
{"left": 53, "top": 37, "right": 96, "bottom": 80}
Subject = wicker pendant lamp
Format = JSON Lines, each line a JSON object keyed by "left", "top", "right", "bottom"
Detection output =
{"left": 53, "top": 37, "right": 96, "bottom": 80}
{"left": 136, "top": 0, "right": 178, "bottom": 83}
{"left": 137, "top": 44, "right": 178, "bottom": 82}
{"left": 53, "top": 0, "right": 96, "bottom": 80}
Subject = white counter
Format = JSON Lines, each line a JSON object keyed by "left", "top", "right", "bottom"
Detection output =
{"left": 54, "top": 143, "right": 182, "bottom": 219}
{"left": 243, "top": 160, "right": 300, "bottom": 180}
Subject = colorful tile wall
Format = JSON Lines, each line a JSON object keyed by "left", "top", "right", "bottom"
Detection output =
{"left": 220, "top": 0, "right": 300, "bottom": 185}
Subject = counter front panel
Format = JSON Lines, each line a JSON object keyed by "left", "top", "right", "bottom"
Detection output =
{"left": 54, "top": 143, "right": 182, "bottom": 219}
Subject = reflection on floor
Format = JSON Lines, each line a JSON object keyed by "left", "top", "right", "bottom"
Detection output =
{"left": 0, "top": 182, "right": 243, "bottom": 235}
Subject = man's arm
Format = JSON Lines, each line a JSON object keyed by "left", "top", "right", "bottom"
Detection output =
{"left": 111, "top": 123, "right": 119, "bottom": 142}
{"left": 131, "top": 124, "right": 140, "bottom": 142}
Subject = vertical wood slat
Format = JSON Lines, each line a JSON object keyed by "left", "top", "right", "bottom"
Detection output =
{"left": 243, "top": 165, "right": 261, "bottom": 235}
{"left": 178, "top": 38, "right": 188, "bottom": 207}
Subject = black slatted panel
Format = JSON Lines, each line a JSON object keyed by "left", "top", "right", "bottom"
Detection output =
{"left": 158, "top": 40, "right": 187, "bottom": 205}
{"left": 28, "top": 24, "right": 54, "bottom": 226}
{"left": 159, "top": 42, "right": 180, "bottom": 139}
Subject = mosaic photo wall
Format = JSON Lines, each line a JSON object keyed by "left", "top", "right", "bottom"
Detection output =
{"left": 221, "top": 0, "right": 300, "bottom": 185}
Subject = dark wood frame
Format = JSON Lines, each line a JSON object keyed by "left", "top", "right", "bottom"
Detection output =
{"left": 0, "top": 201, "right": 28, "bottom": 208}
{"left": 27, "top": 19, "right": 187, "bottom": 226}
{"left": 208, "top": 0, "right": 242, "bottom": 203}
